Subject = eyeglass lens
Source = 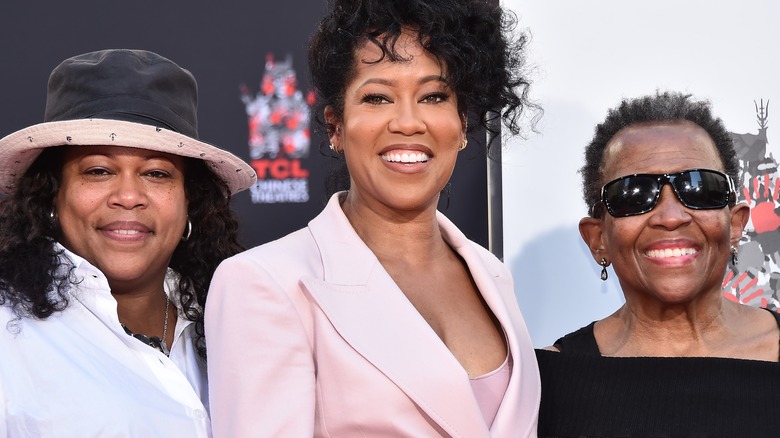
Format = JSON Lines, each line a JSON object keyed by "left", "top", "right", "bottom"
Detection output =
{"left": 603, "top": 169, "right": 731, "bottom": 217}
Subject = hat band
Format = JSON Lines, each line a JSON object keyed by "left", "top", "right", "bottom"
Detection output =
{"left": 45, "top": 95, "right": 198, "bottom": 138}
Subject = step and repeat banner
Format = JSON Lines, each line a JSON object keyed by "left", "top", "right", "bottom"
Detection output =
{"left": 10, "top": 1, "right": 773, "bottom": 350}
{"left": 505, "top": 0, "right": 780, "bottom": 346}
{"left": 0, "top": 0, "right": 491, "bottom": 250}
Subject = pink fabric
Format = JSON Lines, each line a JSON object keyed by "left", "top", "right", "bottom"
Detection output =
{"left": 471, "top": 354, "right": 512, "bottom": 428}
{"left": 205, "top": 193, "right": 540, "bottom": 437}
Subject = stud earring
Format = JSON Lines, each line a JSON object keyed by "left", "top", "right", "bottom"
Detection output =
{"left": 730, "top": 245, "right": 739, "bottom": 267}
{"left": 49, "top": 209, "right": 58, "bottom": 229}
{"left": 600, "top": 258, "right": 609, "bottom": 281}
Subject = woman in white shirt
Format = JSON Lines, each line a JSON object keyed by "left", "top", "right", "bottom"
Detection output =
{"left": 0, "top": 49, "right": 255, "bottom": 437}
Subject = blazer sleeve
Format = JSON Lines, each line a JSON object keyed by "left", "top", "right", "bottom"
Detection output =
{"left": 206, "top": 252, "right": 316, "bottom": 437}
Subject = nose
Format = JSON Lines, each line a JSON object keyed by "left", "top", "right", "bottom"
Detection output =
{"left": 387, "top": 100, "right": 426, "bottom": 135}
{"left": 647, "top": 184, "right": 691, "bottom": 229}
{"left": 108, "top": 173, "right": 149, "bottom": 210}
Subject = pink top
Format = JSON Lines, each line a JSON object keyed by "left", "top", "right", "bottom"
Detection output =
{"left": 470, "top": 354, "right": 512, "bottom": 428}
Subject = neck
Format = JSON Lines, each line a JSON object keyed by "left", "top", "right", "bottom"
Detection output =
{"left": 599, "top": 294, "right": 738, "bottom": 356}
{"left": 341, "top": 192, "right": 447, "bottom": 264}
{"left": 113, "top": 280, "right": 172, "bottom": 345}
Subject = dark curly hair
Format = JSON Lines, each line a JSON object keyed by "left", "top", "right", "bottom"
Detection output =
{"left": 308, "top": 0, "right": 537, "bottom": 194}
{"left": 582, "top": 91, "right": 739, "bottom": 217}
{"left": 0, "top": 147, "right": 243, "bottom": 359}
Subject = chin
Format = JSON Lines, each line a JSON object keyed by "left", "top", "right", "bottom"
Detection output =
{"left": 651, "top": 288, "right": 713, "bottom": 305}
{"left": 100, "top": 264, "right": 155, "bottom": 281}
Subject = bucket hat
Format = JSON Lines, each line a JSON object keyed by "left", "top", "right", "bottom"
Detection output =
{"left": 0, "top": 49, "right": 256, "bottom": 194}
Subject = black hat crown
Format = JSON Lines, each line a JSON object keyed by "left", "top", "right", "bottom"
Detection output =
{"left": 44, "top": 49, "right": 200, "bottom": 138}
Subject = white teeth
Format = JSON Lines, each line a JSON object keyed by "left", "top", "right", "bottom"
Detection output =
{"left": 381, "top": 152, "right": 430, "bottom": 163}
{"left": 646, "top": 248, "right": 698, "bottom": 258}
{"left": 114, "top": 230, "right": 141, "bottom": 235}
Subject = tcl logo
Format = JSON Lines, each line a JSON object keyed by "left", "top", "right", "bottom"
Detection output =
{"left": 251, "top": 158, "right": 310, "bottom": 179}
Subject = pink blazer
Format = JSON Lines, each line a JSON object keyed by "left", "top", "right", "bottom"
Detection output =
{"left": 206, "top": 193, "right": 540, "bottom": 437}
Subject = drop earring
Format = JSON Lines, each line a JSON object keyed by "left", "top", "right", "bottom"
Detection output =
{"left": 600, "top": 258, "right": 609, "bottom": 281}
{"left": 730, "top": 245, "right": 739, "bottom": 268}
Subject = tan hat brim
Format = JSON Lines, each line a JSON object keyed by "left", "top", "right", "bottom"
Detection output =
{"left": 0, "top": 118, "right": 256, "bottom": 195}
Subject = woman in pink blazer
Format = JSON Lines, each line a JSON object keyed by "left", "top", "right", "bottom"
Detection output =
{"left": 206, "top": 0, "right": 541, "bottom": 436}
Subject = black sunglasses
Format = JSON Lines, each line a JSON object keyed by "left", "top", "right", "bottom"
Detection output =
{"left": 595, "top": 168, "right": 736, "bottom": 218}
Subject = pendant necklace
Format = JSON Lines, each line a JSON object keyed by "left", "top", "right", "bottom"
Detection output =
{"left": 121, "top": 298, "right": 171, "bottom": 356}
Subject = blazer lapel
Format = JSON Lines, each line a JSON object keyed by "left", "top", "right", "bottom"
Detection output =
{"left": 439, "top": 214, "right": 540, "bottom": 437}
{"left": 301, "top": 195, "right": 490, "bottom": 438}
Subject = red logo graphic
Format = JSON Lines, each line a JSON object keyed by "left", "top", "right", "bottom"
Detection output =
{"left": 724, "top": 99, "right": 780, "bottom": 311}
{"left": 241, "top": 54, "right": 316, "bottom": 204}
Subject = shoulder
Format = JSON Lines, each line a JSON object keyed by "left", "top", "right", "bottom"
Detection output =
{"left": 551, "top": 322, "right": 600, "bottom": 355}
{"left": 236, "top": 226, "right": 316, "bottom": 261}
{"left": 765, "top": 307, "right": 780, "bottom": 327}
{"left": 217, "top": 196, "right": 354, "bottom": 272}
{"left": 209, "top": 200, "right": 349, "bottom": 299}
{"left": 214, "top": 226, "right": 320, "bottom": 284}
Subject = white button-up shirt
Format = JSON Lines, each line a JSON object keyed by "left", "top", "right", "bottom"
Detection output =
{"left": 0, "top": 245, "right": 210, "bottom": 437}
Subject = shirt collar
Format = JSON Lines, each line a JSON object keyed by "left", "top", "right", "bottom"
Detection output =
{"left": 53, "top": 241, "right": 190, "bottom": 315}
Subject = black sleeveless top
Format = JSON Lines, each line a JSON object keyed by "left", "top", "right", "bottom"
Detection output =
{"left": 535, "top": 310, "right": 780, "bottom": 438}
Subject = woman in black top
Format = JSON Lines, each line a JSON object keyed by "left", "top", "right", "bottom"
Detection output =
{"left": 536, "top": 91, "right": 780, "bottom": 437}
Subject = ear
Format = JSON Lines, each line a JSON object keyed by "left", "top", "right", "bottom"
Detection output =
{"left": 460, "top": 112, "right": 468, "bottom": 134}
{"left": 729, "top": 202, "right": 751, "bottom": 246}
{"left": 579, "top": 216, "right": 607, "bottom": 263}
{"left": 324, "top": 106, "right": 341, "bottom": 152}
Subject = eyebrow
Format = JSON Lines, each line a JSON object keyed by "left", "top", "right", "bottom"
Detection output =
{"left": 358, "top": 74, "right": 446, "bottom": 88}
{"left": 77, "top": 150, "right": 178, "bottom": 162}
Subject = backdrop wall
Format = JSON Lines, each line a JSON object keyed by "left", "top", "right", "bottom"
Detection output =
{"left": 0, "top": 0, "right": 491, "bottom": 250}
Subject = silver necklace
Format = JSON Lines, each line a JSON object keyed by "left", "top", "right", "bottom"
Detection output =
{"left": 121, "top": 298, "right": 171, "bottom": 356}
{"left": 160, "top": 298, "right": 170, "bottom": 355}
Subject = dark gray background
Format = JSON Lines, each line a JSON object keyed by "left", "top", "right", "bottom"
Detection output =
{"left": 0, "top": 0, "right": 491, "bottom": 249}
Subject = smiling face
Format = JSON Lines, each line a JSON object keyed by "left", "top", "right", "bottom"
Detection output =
{"left": 55, "top": 145, "right": 188, "bottom": 294}
{"left": 327, "top": 30, "right": 466, "bottom": 216}
{"left": 579, "top": 121, "right": 749, "bottom": 305}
